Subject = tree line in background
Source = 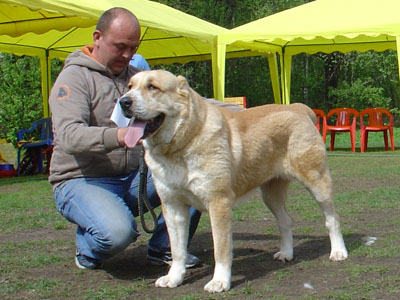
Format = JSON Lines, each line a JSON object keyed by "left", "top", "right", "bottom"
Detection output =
{"left": 0, "top": 0, "right": 399, "bottom": 144}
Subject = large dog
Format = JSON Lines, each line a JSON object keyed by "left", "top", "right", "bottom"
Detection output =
{"left": 120, "top": 70, "right": 348, "bottom": 293}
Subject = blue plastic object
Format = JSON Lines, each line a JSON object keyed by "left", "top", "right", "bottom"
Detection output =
{"left": 16, "top": 118, "right": 53, "bottom": 175}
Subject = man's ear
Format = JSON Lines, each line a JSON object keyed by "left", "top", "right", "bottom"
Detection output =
{"left": 93, "top": 30, "right": 101, "bottom": 45}
{"left": 176, "top": 75, "right": 190, "bottom": 98}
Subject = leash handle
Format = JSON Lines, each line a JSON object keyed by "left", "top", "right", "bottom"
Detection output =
{"left": 138, "top": 149, "right": 158, "bottom": 233}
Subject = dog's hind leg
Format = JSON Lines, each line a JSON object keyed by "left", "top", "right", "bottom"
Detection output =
{"left": 260, "top": 178, "right": 293, "bottom": 262}
{"left": 204, "top": 199, "right": 233, "bottom": 293}
{"left": 301, "top": 167, "right": 348, "bottom": 261}
{"left": 155, "top": 199, "right": 189, "bottom": 288}
{"left": 291, "top": 147, "right": 348, "bottom": 262}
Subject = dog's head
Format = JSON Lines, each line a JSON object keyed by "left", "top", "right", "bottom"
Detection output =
{"left": 119, "top": 70, "right": 191, "bottom": 146}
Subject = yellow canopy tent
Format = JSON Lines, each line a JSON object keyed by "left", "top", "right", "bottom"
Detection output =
{"left": 0, "top": 0, "right": 260, "bottom": 116}
{"left": 217, "top": 0, "right": 400, "bottom": 104}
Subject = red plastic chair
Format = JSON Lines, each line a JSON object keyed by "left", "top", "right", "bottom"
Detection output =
{"left": 312, "top": 109, "right": 325, "bottom": 133}
{"left": 323, "top": 108, "right": 359, "bottom": 152}
{"left": 359, "top": 108, "right": 395, "bottom": 152}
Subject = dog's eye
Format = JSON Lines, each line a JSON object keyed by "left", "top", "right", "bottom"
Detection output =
{"left": 128, "top": 84, "right": 133, "bottom": 89}
{"left": 148, "top": 84, "right": 158, "bottom": 91}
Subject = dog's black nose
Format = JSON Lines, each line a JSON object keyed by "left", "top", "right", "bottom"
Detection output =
{"left": 119, "top": 97, "right": 132, "bottom": 110}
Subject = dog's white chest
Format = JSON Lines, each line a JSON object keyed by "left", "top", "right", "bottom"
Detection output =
{"left": 145, "top": 151, "right": 210, "bottom": 210}
{"left": 146, "top": 153, "right": 189, "bottom": 187}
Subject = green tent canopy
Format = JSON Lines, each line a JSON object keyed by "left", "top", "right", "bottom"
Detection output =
{"left": 0, "top": 0, "right": 261, "bottom": 116}
{"left": 217, "top": 0, "right": 400, "bottom": 104}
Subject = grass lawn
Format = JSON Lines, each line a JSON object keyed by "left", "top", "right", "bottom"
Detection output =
{"left": 0, "top": 129, "right": 399, "bottom": 299}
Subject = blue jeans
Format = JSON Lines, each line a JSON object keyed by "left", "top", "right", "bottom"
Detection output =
{"left": 54, "top": 170, "right": 201, "bottom": 261}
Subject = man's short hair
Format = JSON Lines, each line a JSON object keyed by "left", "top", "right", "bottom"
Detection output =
{"left": 96, "top": 7, "right": 137, "bottom": 33}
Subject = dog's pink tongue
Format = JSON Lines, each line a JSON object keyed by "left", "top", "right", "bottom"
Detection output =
{"left": 124, "top": 121, "right": 145, "bottom": 148}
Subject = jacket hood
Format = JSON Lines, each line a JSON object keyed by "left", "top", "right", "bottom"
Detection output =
{"left": 64, "top": 47, "right": 111, "bottom": 75}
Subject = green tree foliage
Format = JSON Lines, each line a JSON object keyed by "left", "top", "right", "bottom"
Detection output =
{"left": 342, "top": 51, "right": 399, "bottom": 111}
{"left": 290, "top": 54, "right": 326, "bottom": 108}
{"left": 322, "top": 51, "right": 398, "bottom": 118}
{"left": 328, "top": 79, "right": 391, "bottom": 111}
{"left": 0, "top": 53, "right": 43, "bottom": 145}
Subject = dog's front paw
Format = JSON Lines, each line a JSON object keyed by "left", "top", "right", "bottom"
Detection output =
{"left": 273, "top": 250, "right": 293, "bottom": 262}
{"left": 155, "top": 274, "right": 184, "bottom": 288}
{"left": 329, "top": 249, "right": 348, "bottom": 261}
{"left": 155, "top": 263, "right": 186, "bottom": 288}
{"left": 204, "top": 279, "right": 230, "bottom": 293}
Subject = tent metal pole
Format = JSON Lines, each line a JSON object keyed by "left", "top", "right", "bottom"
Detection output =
{"left": 39, "top": 50, "right": 50, "bottom": 117}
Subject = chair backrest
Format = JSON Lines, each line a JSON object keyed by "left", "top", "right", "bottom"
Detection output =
{"left": 30, "top": 118, "right": 53, "bottom": 141}
{"left": 312, "top": 109, "right": 325, "bottom": 119}
{"left": 224, "top": 97, "right": 247, "bottom": 108}
{"left": 312, "top": 109, "right": 324, "bottom": 131}
{"left": 17, "top": 118, "right": 53, "bottom": 143}
{"left": 359, "top": 108, "right": 393, "bottom": 127}
{"left": 326, "top": 108, "right": 359, "bottom": 126}
{"left": 39, "top": 118, "right": 53, "bottom": 141}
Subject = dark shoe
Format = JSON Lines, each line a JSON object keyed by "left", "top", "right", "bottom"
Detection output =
{"left": 147, "top": 249, "right": 201, "bottom": 268}
{"left": 75, "top": 253, "right": 102, "bottom": 270}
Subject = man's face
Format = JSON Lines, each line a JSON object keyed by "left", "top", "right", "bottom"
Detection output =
{"left": 93, "top": 15, "right": 141, "bottom": 75}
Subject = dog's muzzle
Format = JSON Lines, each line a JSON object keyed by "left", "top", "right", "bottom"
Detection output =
{"left": 119, "top": 96, "right": 133, "bottom": 118}
{"left": 118, "top": 96, "right": 166, "bottom": 141}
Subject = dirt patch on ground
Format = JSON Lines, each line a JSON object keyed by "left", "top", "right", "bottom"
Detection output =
{"left": 2, "top": 155, "right": 400, "bottom": 299}
{"left": 3, "top": 210, "right": 400, "bottom": 300}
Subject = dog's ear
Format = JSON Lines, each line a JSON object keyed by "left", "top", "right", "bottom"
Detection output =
{"left": 176, "top": 75, "right": 190, "bottom": 98}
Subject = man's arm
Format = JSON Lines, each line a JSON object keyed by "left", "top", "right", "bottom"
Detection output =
{"left": 204, "top": 98, "right": 245, "bottom": 112}
{"left": 49, "top": 66, "right": 121, "bottom": 154}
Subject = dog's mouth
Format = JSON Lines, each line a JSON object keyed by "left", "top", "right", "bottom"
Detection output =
{"left": 140, "top": 114, "right": 166, "bottom": 139}
{"left": 118, "top": 96, "right": 166, "bottom": 147}
{"left": 124, "top": 113, "right": 166, "bottom": 148}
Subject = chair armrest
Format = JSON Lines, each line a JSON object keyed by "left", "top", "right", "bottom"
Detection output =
{"left": 16, "top": 129, "right": 30, "bottom": 141}
{"left": 359, "top": 116, "right": 365, "bottom": 129}
{"left": 389, "top": 115, "right": 394, "bottom": 127}
{"left": 16, "top": 120, "right": 44, "bottom": 141}
{"left": 351, "top": 116, "right": 357, "bottom": 129}
{"left": 323, "top": 116, "right": 328, "bottom": 126}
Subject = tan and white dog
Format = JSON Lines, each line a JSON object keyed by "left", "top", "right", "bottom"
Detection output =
{"left": 120, "top": 70, "right": 348, "bottom": 293}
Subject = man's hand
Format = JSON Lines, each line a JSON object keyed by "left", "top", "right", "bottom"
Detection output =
{"left": 117, "top": 127, "right": 129, "bottom": 146}
{"left": 117, "top": 127, "right": 143, "bottom": 147}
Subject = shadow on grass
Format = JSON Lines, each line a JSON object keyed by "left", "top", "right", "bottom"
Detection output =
{"left": 102, "top": 244, "right": 164, "bottom": 280}
{"left": 103, "top": 231, "right": 364, "bottom": 289}
{"left": 229, "top": 232, "right": 364, "bottom": 289}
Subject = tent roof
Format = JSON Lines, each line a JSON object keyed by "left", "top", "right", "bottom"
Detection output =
{"left": 214, "top": 0, "right": 400, "bottom": 103}
{"left": 0, "top": 0, "right": 254, "bottom": 64}
{"left": 1, "top": 0, "right": 261, "bottom": 117}
{"left": 218, "top": 0, "right": 400, "bottom": 55}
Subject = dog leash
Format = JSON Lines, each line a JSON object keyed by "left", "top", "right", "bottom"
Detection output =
{"left": 138, "top": 149, "right": 158, "bottom": 233}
